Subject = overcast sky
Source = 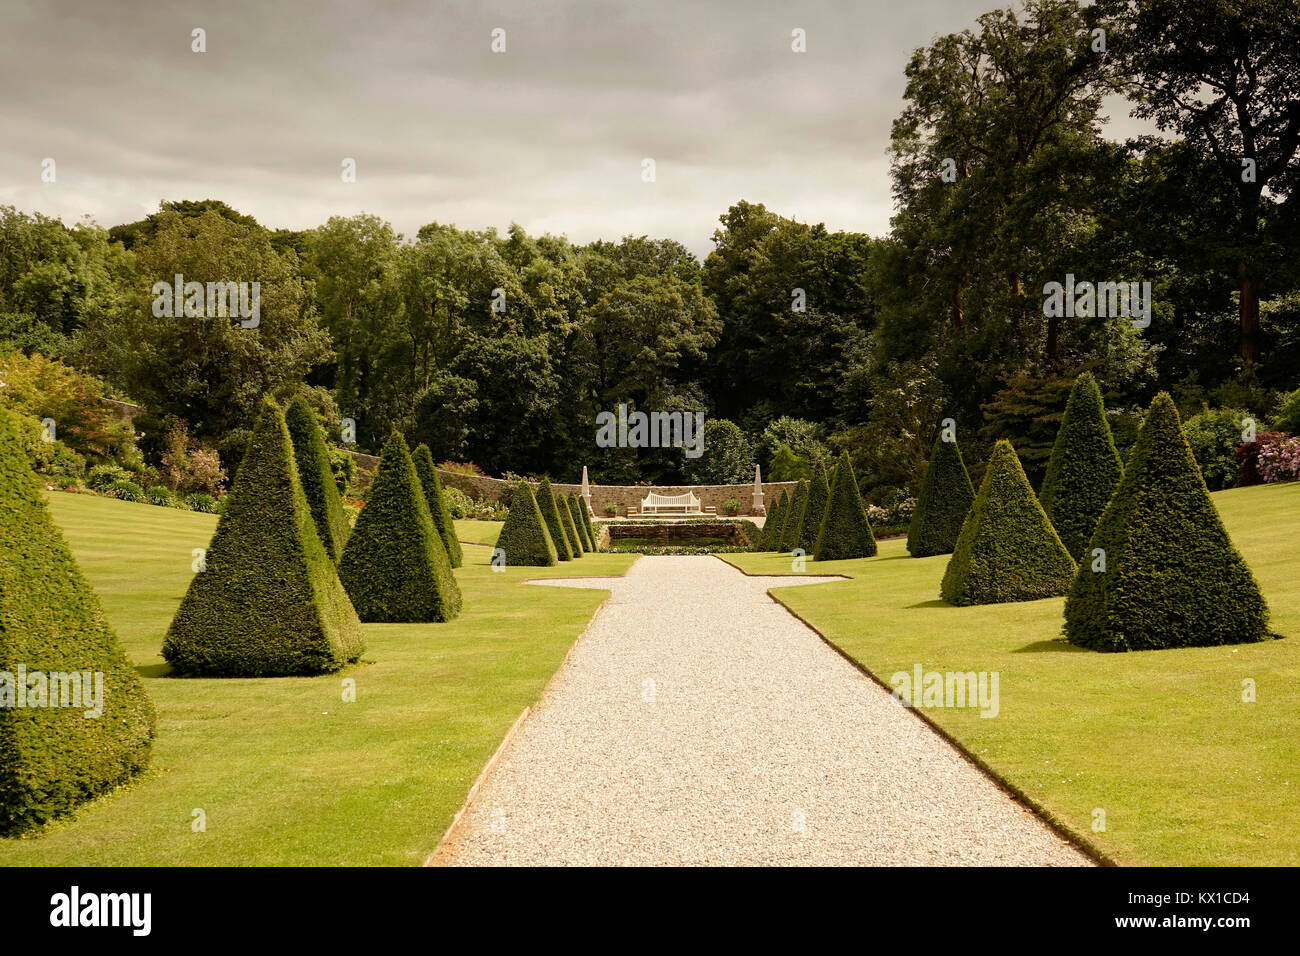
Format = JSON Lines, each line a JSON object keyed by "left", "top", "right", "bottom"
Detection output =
{"left": 1, "top": 0, "right": 1149, "bottom": 260}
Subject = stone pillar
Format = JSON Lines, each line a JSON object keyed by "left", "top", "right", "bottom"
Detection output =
{"left": 751, "top": 463, "right": 766, "bottom": 515}
{"left": 580, "top": 466, "right": 594, "bottom": 516}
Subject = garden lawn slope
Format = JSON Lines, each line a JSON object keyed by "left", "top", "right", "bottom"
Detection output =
{"left": 720, "top": 481, "right": 1300, "bottom": 866}
{"left": 0, "top": 493, "right": 634, "bottom": 866}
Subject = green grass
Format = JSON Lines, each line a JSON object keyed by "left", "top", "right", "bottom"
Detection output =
{"left": 722, "top": 481, "right": 1300, "bottom": 866}
{"left": 0, "top": 494, "right": 633, "bottom": 866}
{"left": 454, "top": 518, "right": 504, "bottom": 546}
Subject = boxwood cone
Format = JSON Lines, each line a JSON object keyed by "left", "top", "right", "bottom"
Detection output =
{"left": 907, "top": 433, "right": 975, "bottom": 557}
{"left": 285, "top": 395, "right": 351, "bottom": 563}
{"left": 1064, "top": 392, "right": 1270, "bottom": 651}
{"left": 412, "top": 443, "right": 464, "bottom": 568}
{"left": 814, "top": 452, "right": 877, "bottom": 560}
{"left": 493, "top": 481, "right": 559, "bottom": 566}
{"left": 797, "top": 463, "right": 831, "bottom": 555}
{"left": 0, "top": 407, "right": 157, "bottom": 835}
{"left": 761, "top": 491, "right": 788, "bottom": 550}
{"left": 536, "top": 477, "right": 574, "bottom": 561}
{"left": 940, "top": 439, "right": 1075, "bottom": 605}
{"left": 1038, "top": 372, "right": 1124, "bottom": 561}
{"left": 164, "top": 396, "right": 366, "bottom": 673}
{"left": 568, "top": 493, "right": 594, "bottom": 551}
{"left": 560, "top": 494, "right": 584, "bottom": 556}
{"left": 338, "top": 431, "right": 462, "bottom": 622}
{"left": 780, "top": 478, "right": 810, "bottom": 553}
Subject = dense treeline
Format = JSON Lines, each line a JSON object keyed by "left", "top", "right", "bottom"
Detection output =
{"left": 2, "top": 0, "right": 1298, "bottom": 501}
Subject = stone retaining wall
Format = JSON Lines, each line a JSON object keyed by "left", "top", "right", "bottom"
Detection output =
{"left": 341, "top": 450, "right": 794, "bottom": 516}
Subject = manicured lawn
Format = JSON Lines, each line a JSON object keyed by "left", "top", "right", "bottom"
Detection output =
{"left": 454, "top": 518, "right": 504, "bottom": 546}
{"left": 0, "top": 494, "right": 633, "bottom": 866}
{"left": 722, "top": 481, "right": 1300, "bottom": 866}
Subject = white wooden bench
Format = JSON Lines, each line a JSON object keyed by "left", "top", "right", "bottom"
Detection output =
{"left": 634, "top": 491, "right": 709, "bottom": 516}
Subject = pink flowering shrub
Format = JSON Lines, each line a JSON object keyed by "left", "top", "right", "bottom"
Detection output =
{"left": 1257, "top": 436, "right": 1300, "bottom": 483}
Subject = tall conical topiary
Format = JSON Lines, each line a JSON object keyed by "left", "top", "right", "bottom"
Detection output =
{"left": 568, "top": 494, "right": 594, "bottom": 551}
{"left": 940, "top": 440, "right": 1075, "bottom": 605}
{"left": 761, "top": 491, "right": 788, "bottom": 550}
{"left": 0, "top": 407, "right": 156, "bottom": 835}
{"left": 1065, "top": 393, "right": 1269, "bottom": 651}
{"left": 797, "top": 463, "right": 831, "bottom": 555}
{"left": 164, "top": 397, "right": 365, "bottom": 673}
{"left": 814, "top": 453, "right": 877, "bottom": 560}
{"left": 536, "top": 478, "right": 573, "bottom": 561}
{"left": 574, "top": 494, "right": 598, "bottom": 551}
{"left": 412, "top": 444, "right": 463, "bottom": 568}
{"left": 560, "top": 495, "right": 584, "bottom": 557}
{"left": 907, "top": 433, "right": 975, "bottom": 557}
{"left": 1039, "top": 372, "right": 1124, "bottom": 561}
{"left": 285, "top": 395, "right": 351, "bottom": 563}
{"left": 779, "top": 479, "right": 810, "bottom": 552}
{"left": 338, "top": 432, "right": 461, "bottom": 622}
{"left": 493, "top": 481, "right": 558, "bottom": 566}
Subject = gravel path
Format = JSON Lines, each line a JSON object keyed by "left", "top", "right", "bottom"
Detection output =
{"left": 433, "top": 555, "right": 1089, "bottom": 866}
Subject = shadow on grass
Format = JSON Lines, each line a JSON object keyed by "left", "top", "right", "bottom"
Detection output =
{"left": 135, "top": 662, "right": 171, "bottom": 678}
{"left": 1012, "top": 639, "right": 1085, "bottom": 654}
{"left": 907, "top": 599, "right": 952, "bottom": 608}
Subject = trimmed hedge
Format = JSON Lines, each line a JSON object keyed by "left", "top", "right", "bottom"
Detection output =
{"left": 797, "top": 463, "right": 831, "bottom": 555}
{"left": 536, "top": 478, "right": 574, "bottom": 561}
{"left": 0, "top": 408, "right": 156, "bottom": 836}
{"left": 940, "top": 440, "right": 1075, "bottom": 605}
{"left": 907, "top": 433, "right": 975, "bottom": 557}
{"left": 163, "top": 397, "right": 365, "bottom": 675}
{"left": 814, "top": 452, "right": 877, "bottom": 560}
{"left": 412, "top": 444, "right": 463, "bottom": 568}
{"left": 577, "top": 495, "right": 597, "bottom": 549}
{"left": 338, "top": 431, "right": 461, "bottom": 623}
{"left": 559, "top": 494, "right": 585, "bottom": 557}
{"left": 285, "top": 395, "right": 351, "bottom": 563}
{"left": 779, "top": 478, "right": 810, "bottom": 553}
{"left": 1038, "top": 373, "right": 1123, "bottom": 561}
{"left": 761, "top": 491, "right": 788, "bottom": 550}
{"left": 1064, "top": 393, "right": 1270, "bottom": 651}
{"left": 493, "top": 481, "right": 559, "bottom": 566}
{"left": 567, "top": 493, "right": 594, "bottom": 551}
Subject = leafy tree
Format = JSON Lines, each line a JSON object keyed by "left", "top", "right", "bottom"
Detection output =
{"left": 681, "top": 418, "right": 754, "bottom": 484}
{"left": 767, "top": 443, "right": 810, "bottom": 482}
{"left": 1184, "top": 405, "right": 1251, "bottom": 491}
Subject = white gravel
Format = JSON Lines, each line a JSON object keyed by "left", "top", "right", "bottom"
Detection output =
{"left": 433, "top": 555, "right": 1089, "bottom": 866}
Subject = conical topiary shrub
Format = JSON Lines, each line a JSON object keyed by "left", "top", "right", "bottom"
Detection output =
{"left": 338, "top": 432, "right": 461, "bottom": 622}
{"left": 575, "top": 494, "right": 598, "bottom": 551}
{"left": 0, "top": 408, "right": 156, "bottom": 835}
{"left": 797, "top": 463, "right": 831, "bottom": 555}
{"left": 412, "top": 444, "right": 463, "bottom": 569}
{"left": 779, "top": 478, "right": 810, "bottom": 553}
{"left": 907, "top": 433, "right": 975, "bottom": 557}
{"left": 536, "top": 478, "right": 573, "bottom": 561}
{"left": 814, "top": 453, "right": 877, "bottom": 560}
{"left": 285, "top": 395, "right": 351, "bottom": 563}
{"left": 1064, "top": 393, "right": 1270, "bottom": 651}
{"left": 940, "top": 440, "right": 1075, "bottom": 605}
{"left": 164, "top": 397, "right": 365, "bottom": 673}
{"left": 493, "top": 481, "right": 558, "bottom": 566}
{"left": 568, "top": 494, "right": 594, "bottom": 551}
{"left": 560, "top": 495, "right": 584, "bottom": 557}
{"left": 1039, "top": 372, "right": 1124, "bottom": 561}
{"left": 761, "top": 491, "right": 788, "bottom": 550}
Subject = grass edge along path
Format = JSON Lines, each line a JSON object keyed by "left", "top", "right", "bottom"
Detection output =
{"left": 720, "top": 481, "right": 1300, "bottom": 867}
{"left": 0, "top": 494, "right": 634, "bottom": 866}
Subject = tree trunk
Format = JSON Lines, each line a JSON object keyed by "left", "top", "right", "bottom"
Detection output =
{"left": 1240, "top": 268, "right": 1260, "bottom": 365}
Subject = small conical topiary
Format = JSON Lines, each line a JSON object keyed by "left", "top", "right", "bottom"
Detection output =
{"left": 536, "top": 478, "right": 573, "bottom": 561}
{"left": 560, "top": 495, "right": 584, "bottom": 557}
{"left": 493, "top": 481, "right": 559, "bottom": 566}
{"left": 412, "top": 444, "right": 463, "bottom": 568}
{"left": 285, "top": 395, "right": 351, "bottom": 563}
{"left": 568, "top": 494, "right": 594, "bottom": 551}
{"left": 339, "top": 431, "right": 461, "bottom": 622}
{"left": 814, "top": 453, "right": 877, "bottom": 560}
{"left": 940, "top": 440, "right": 1075, "bottom": 605}
{"left": 797, "top": 463, "right": 831, "bottom": 555}
{"left": 779, "top": 478, "right": 810, "bottom": 552}
{"left": 1039, "top": 372, "right": 1124, "bottom": 561}
{"left": 0, "top": 407, "right": 156, "bottom": 835}
{"left": 574, "top": 494, "right": 598, "bottom": 551}
{"left": 164, "top": 397, "right": 365, "bottom": 673}
{"left": 907, "top": 433, "right": 976, "bottom": 557}
{"left": 1064, "top": 393, "right": 1269, "bottom": 651}
{"left": 761, "top": 491, "right": 788, "bottom": 550}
